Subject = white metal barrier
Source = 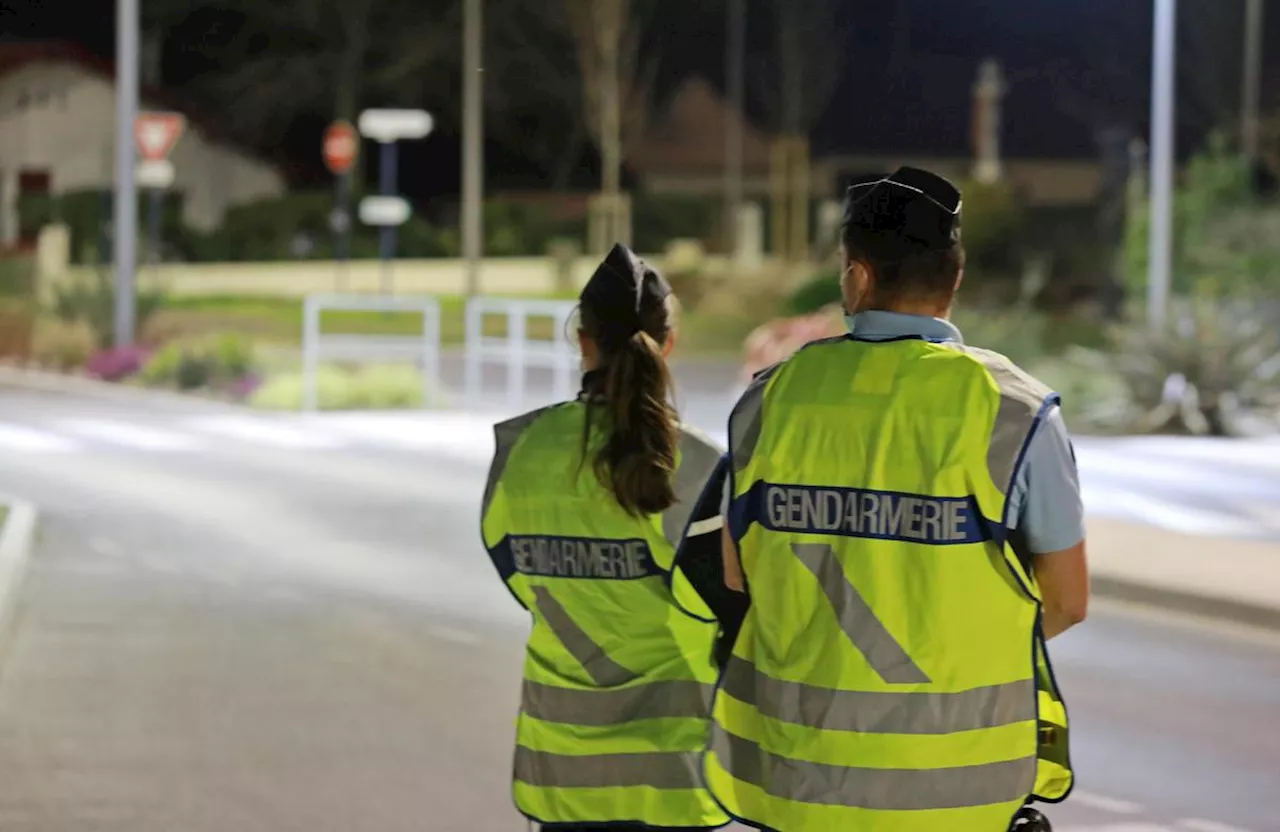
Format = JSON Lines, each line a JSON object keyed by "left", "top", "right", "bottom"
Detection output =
{"left": 464, "top": 297, "right": 578, "bottom": 409}
{"left": 301, "top": 293, "right": 442, "bottom": 411}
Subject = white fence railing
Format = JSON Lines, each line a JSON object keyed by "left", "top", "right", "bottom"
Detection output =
{"left": 301, "top": 293, "right": 442, "bottom": 411}
{"left": 464, "top": 297, "right": 578, "bottom": 409}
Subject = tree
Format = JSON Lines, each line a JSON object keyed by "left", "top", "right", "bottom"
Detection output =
{"left": 152, "top": 0, "right": 460, "bottom": 149}
{"left": 754, "top": 0, "right": 846, "bottom": 138}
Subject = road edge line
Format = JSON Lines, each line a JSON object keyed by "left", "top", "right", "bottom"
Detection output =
{"left": 0, "top": 499, "right": 38, "bottom": 638}
{"left": 1090, "top": 574, "right": 1280, "bottom": 632}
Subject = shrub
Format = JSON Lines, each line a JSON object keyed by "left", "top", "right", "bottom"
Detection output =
{"left": 632, "top": 194, "right": 719, "bottom": 253}
{"left": 49, "top": 268, "right": 167, "bottom": 349}
{"left": 0, "top": 300, "right": 36, "bottom": 362}
{"left": 139, "top": 333, "right": 259, "bottom": 391}
{"left": 85, "top": 345, "right": 151, "bottom": 381}
{"left": 31, "top": 320, "right": 95, "bottom": 371}
{"left": 784, "top": 267, "right": 842, "bottom": 315}
{"left": 249, "top": 364, "right": 439, "bottom": 410}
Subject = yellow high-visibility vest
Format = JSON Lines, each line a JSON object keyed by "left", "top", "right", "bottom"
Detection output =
{"left": 707, "top": 335, "right": 1073, "bottom": 832}
{"left": 482, "top": 399, "right": 730, "bottom": 829}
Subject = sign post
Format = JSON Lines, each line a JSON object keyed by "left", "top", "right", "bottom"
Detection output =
{"left": 357, "top": 108, "right": 432, "bottom": 294}
{"left": 323, "top": 120, "right": 359, "bottom": 290}
{"left": 134, "top": 112, "right": 185, "bottom": 269}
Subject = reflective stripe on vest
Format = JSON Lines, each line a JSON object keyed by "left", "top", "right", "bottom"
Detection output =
{"left": 711, "top": 337, "right": 1073, "bottom": 832}
{"left": 480, "top": 401, "right": 729, "bottom": 829}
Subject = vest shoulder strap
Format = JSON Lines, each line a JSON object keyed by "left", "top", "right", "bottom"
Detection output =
{"left": 943, "top": 344, "right": 1060, "bottom": 496}
{"left": 482, "top": 403, "right": 567, "bottom": 521}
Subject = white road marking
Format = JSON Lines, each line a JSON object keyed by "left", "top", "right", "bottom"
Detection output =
{"left": 1178, "top": 819, "right": 1255, "bottom": 832}
{"left": 0, "top": 422, "right": 79, "bottom": 452}
{"left": 57, "top": 419, "right": 203, "bottom": 451}
{"left": 308, "top": 412, "right": 495, "bottom": 462}
{"left": 1071, "top": 792, "right": 1145, "bottom": 815}
{"left": 1081, "top": 484, "right": 1264, "bottom": 538}
{"left": 187, "top": 416, "right": 343, "bottom": 449}
{"left": 89, "top": 537, "right": 122, "bottom": 556}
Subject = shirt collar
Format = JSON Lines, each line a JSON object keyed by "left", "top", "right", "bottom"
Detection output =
{"left": 845, "top": 310, "right": 964, "bottom": 344}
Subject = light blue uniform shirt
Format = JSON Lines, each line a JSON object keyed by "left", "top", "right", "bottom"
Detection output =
{"left": 722, "top": 310, "right": 1085, "bottom": 555}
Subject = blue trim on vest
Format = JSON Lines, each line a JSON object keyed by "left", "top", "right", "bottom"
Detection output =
{"left": 740, "top": 481, "right": 990, "bottom": 546}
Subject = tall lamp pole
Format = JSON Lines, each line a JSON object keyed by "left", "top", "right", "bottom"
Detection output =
{"left": 114, "top": 0, "right": 140, "bottom": 346}
{"left": 1147, "top": 0, "right": 1177, "bottom": 331}
{"left": 462, "top": 0, "right": 484, "bottom": 297}
{"left": 1242, "top": 0, "right": 1264, "bottom": 161}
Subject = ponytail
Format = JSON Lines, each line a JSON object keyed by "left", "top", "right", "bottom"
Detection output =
{"left": 576, "top": 243, "right": 680, "bottom": 517}
{"left": 593, "top": 328, "right": 679, "bottom": 517}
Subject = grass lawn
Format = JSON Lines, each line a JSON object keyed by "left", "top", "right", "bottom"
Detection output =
{"left": 153, "top": 294, "right": 760, "bottom": 357}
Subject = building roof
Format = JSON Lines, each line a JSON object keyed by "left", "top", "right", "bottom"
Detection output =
{"left": 628, "top": 77, "right": 776, "bottom": 177}
{"left": 0, "top": 40, "right": 292, "bottom": 178}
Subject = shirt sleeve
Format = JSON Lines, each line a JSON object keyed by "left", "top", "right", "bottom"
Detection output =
{"left": 1006, "top": 405, "right": 1086, "bottom": 555}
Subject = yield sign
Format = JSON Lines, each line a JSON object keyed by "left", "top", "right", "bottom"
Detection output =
{"left": 134, "top": 112, "right": 187, "bottom": 162}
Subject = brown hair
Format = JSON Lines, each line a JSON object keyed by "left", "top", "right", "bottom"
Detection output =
{"left": 578, "top": 269, "right": 679, "bottom": 517}
{"left": 842, "top": 229, "right": 966, "bottom": 309}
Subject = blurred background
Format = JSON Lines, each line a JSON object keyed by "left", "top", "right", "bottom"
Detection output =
{"left": 0, "top": 1, "right": 1277, "bottom": 831}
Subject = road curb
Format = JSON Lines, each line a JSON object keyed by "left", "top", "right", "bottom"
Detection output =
{"left": 0, "top": 499, "right": 38, "bottom": 637}
{"left": 0, "top": 364, "right": 241, "bottom": 410}
{"left": 1091, "top": 574, "right": 1280, "bottom": 632}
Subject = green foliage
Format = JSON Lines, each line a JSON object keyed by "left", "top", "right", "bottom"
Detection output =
{"left": 49, "top": 268, "right": 168, "bottom": 349}
{"left": 249, "top": 364, "right": 439, "bottom": 410}
{"left": 199, "top": 192, "right": 457, "bottom": 261}
{"left": 1124, "top": 133, "right": 1280, "bottom": 300}
{"left": 140, "top": 333, "right": 258, "bottom": 390}
{"left": 954, "top": 179, "right": 1022, "bottom": 276}
{"left": 0, "top": 256, "right": 35, "bottom": 299}
{"left": 631, "top": 194, "right": 719, "bottom": 253}
{"left": 16, "top": 189, "right": 187, "bottom": 265}
{"left": 784, "top": 267, "right": 842, "bottom": 315}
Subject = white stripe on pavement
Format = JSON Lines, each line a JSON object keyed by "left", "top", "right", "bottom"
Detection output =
{"left": 0, "top": 422, "right": 79, "bottom": 452}
{"left": 309, "top": 412, "right": 495, "bottom": 462}
{"left": 57, "top": 419, "right": 204, "bottom": 451}
{"left": 186, "top": 416, "right": 343, "bottom": 449}
{"left": 1082, "top": 484, "right": 1265, "bottom": 538}
{"left": 1071, "top": 792, "right": 1145, "bottom": 814}
{"left": 1109, "top": 436, "right": 1280, "bottom": 473}
{"left": 1178, "top": 820, "right": 1256, "bottom": 832}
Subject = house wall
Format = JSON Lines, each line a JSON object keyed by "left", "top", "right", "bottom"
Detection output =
{"left": 0, "top": 60, "right": 286, "bottom": 245}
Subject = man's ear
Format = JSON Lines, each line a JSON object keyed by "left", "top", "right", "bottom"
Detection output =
{"left": 663, "top": 329, "right": 677, "bottom": 358}
{"left": 842, "top": 258, "right": 873, "bottom": 313}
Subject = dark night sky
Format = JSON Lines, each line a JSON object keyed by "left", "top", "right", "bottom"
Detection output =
{"left": 3, "top": 0, "right": 1280, "bottom": 198}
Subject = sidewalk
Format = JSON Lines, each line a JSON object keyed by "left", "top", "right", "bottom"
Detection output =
{"left": 1085, "top": 516, "right": 1280, "bottom": 629}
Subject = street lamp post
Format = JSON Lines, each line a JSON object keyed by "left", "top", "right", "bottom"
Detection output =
{"left": 114, "top": 0, "right": 140, "bottom": 347}
{"left": 1147, "top": 0, "right": 1177, "bottom": 331}
{"left": 462, "top": 0, "right": 484, "bottom": 297}
{"left": 1242, "top": 0, "right": 1264, "bottom": 161}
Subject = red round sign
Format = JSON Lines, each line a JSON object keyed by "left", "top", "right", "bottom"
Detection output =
{"left": 323, "top": 120, "right": 358, "bottom": 175}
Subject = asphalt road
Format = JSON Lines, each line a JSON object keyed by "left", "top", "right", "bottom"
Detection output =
{"left": 0, "top": 386, "right": 1276, "bottom": 831}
